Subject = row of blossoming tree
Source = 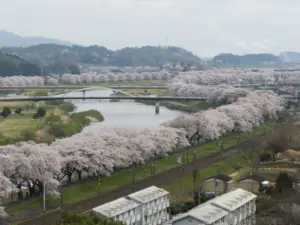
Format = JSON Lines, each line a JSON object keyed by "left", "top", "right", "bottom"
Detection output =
{"left": 0, "top": 68, "right": 299, "bottom": 86}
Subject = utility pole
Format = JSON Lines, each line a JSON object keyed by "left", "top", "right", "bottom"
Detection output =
{"left": 214, "top": 164, "right": 220, "bottom": 196}
{"left": 192, "top": 151, "right": 197, "bottom": 199}
{"left": 220, "top": 141, "right": 224, "bottom": 160}
{"left": 130, "top": 168, "right": 135, "bottom": 192}
{"left": 43, "top": 182, "right": 46, "bottom": 211}
{"left": 151, "top": 150, "right": 155, "bottom": 175}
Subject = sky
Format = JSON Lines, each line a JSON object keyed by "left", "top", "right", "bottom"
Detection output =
{"left": 0, "top": 0, "right": 299, "bottom": 57}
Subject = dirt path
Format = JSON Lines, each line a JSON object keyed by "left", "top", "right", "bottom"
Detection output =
{"left": 19, "top": 133, "right": 264, "bottom": 225}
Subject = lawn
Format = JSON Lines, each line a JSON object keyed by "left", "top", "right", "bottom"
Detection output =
{"left": 0, "top": 116, "right": 40, "bottom": 138}
{"left": 6, "top": 122, "right": 275, "bottom": 215}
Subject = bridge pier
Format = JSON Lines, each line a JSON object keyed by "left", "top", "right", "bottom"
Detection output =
{"left": 50, "top": 89, "right": 55, "bottom": 96}
{"left": 155, "top": 101, "right": 160, "bottom": 115}
{"left": 21, "top": 89, "right": 24, "bottom": 96}
{"left": 82, "top": 90, "right": 86, "bottom": 99}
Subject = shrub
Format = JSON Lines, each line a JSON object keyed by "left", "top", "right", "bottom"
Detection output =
{"left": 1, "top": 107, "right": 11, "bottom": 118}
{"left": 276, "top": 172, "right": 293, "bottom": 193}
{"left": 15, "top": 108, "right": 22, "bottom": 114}
{"left": 259, "top": 151, "right": 272, "bottom": 162}
{"left": 33, "top": 108, "right": 46, "bottom": 119}
{"left": 59, "top": 102, "right": 76, "bottom": 113}
{"left": 57, "top": 211, "right": 124, "bottom": 225}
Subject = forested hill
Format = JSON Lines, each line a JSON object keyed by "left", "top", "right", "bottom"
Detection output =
{"left": 213, "top": 53, "right": 281, "bottom": 65}
{"left": 0, "top": 44, "right": 201, "bottom": 67}
{"left": 0, "top": 52, "right": 41, "bottom": 76}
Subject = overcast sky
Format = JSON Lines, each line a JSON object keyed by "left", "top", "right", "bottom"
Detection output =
{"left": 0, "top": 0, "right": 299, "bottom": 57}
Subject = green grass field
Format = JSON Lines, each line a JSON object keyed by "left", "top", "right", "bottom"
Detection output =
{"left": 6, "top": 122, "right": 274, "bottom": 215}
{"left": 0, "top": 116, "right": 40, "bottom": 138}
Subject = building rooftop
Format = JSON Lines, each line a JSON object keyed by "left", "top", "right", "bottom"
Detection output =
{"left": 211, "top": 188, "right": 257, "bottom": 211}
{"left": 189, "top": 204, "right": 228, "bottom": 224}
{"left": 237, "top": 173, "right": 267, "bottom": 183}
{"left": 128, "top": 186, "right": 169, "bottom": 204}
{"left": 204, "top": 174, "right": 232, "bottom": 182}
{"left": 92, "top": 197, "right": 139, "bottom": 218}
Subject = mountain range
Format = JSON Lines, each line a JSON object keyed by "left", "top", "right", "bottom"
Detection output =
{"left": 0, "top": 30, "right": 73, "bottom": 47}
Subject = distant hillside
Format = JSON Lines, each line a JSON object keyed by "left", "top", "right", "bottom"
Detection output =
{"left": 0, "top": 52, "right": 40, "bottom": 76}
{"left": 0, "top": 30, "right": 73, "bottom": 47}
{"left": 213, "top": 53, "right": 280, "bottom": 65}
{"left": 279, "top": 51, "right": 300, "bottom": 62}
{"left": 0, "top": 44, "right": 201, "bottom": 70}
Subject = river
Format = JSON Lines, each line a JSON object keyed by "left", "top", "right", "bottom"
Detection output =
{"left": 61, "top": 89, "right": 181, "bottom": 131}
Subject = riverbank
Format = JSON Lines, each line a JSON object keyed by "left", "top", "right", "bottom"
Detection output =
{"left": 0, "top": 96, "right": 104, "bottom": 145}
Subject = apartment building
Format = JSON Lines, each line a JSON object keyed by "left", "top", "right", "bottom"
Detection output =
{"left": 93, "top": 186, "right": 170, "bottom": 225}
{"left": 92, "top": 197, "right": 141, "bottom": 225}
{"left": 128, "top": 186, "right": 170, "bottom": 225}
{"left": 164, "top": 188, "right": 257, "bottom": 225}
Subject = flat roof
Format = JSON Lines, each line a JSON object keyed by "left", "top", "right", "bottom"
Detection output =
{"left": 128, "top": 186, "right": 169, "bottom": 204}
{"left": 92, "top": 197, "right": 139, "bottom": 218}
{"left": 211, "top": 188, "right": 257, "bottom": 211}
{"left": 189, "top": 204, "right": 228, "bottom": 224}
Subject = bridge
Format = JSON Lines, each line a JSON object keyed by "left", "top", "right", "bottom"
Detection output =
{"left": 0, "top": 96, "right": 206, "bottom": 114}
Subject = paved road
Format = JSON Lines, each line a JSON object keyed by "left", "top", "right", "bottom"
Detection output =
{"left": 19, "top": 132, "right": 264, "bottom": 225}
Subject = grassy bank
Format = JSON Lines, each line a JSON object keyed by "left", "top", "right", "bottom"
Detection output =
{"left": 0, "top": 100, "right": 104, "bottom": 145}
{"left": 6, "top": 122, "right": 274, "bottom": 215}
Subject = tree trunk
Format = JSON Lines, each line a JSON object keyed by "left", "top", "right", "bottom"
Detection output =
{"left": 76, "top": 170, "right": 82, "bottom": 181}
{"left": 67, "top": 172, "right": 72, "bottom": 183}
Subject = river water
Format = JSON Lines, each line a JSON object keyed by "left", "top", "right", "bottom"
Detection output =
{"left": 61, "top": 89, "right": 181, "bottom": 131}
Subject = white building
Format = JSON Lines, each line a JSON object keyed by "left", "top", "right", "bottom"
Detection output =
{"left": 93, "top": 186, "right": 170, "bottom": 225}
{"left": 93, "top": 197, "right": 141, "bottom": 225}
{"left": 128, "top": 186, "right": 170, "bottom": 225}
{"left": 164, "top": 188, "right": 256, "bottom": 225}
